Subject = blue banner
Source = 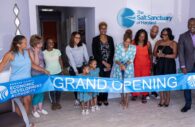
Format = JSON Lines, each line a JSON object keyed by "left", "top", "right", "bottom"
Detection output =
{"left": 0, "top": 73, "right": 195, "bottom": 103}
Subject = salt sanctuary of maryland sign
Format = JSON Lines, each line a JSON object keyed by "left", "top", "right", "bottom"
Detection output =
{"left": 117, "top": 8, "right": 173, "bottom": 28}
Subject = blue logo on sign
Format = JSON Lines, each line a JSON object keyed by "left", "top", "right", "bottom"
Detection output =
{"left": 117, "top": 8, "right": 136, "bottom": 28}
{"left": 117, "top": 8, "right": 173, "bottom": 28}
{"left": 187, "top": 75, "right": 195, "bottom": 87}
{"left": 0, "top": 86, "right": 8, "bottom": 100}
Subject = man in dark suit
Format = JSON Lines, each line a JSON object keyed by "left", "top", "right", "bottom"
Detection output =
{"left": 92, "top": 22, "right": 115, "bottom": 106}
{"left": 178, "top": 18, "right": 195, "bottom": 112}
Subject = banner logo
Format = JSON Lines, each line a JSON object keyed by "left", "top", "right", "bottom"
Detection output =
{"left": 187, "top": 75, "right": 195, "bottom": 87}
{"left": 0, "top": 86, "right": 8, "bottom": 100}
{"left": 117, "top": 8, "right": 173, "bottom": 28}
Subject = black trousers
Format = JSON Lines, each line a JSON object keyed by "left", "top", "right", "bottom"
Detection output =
{"left": 69, "top": 67, "right": 82, "bottom": 100}
{"left": 49, "top": 72, "right": 62, "bottom": 104}
{"left": 184, "top": 67, "right": 195, "bottom": 108}
{"left": 97, "top": 70, "right": 111, "bottom": 102}
{"left": 49, "top": 91, "right": 61, "bottom": 104}
{"left": 151, "top": 63, "right": 158, "bottom": 95}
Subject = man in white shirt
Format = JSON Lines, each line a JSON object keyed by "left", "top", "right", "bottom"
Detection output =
{"left": 148, "top": 25, "right": 160, "bottom": 99}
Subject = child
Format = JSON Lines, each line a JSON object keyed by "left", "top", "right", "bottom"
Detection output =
{"left": 88, "top": 57, "right": 100, "bottom": 112}
{"left": 78, "top": 64, "right": 92, "bottom": 115}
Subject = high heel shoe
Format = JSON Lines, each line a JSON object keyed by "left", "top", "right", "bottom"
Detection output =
{"left": 158, "top": 103, "right": 164, "bottom": 107}
{"left": 164, "top": 104, "right": 169, "bottom": 107}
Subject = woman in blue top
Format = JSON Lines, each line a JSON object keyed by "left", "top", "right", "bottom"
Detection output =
{"left": 112, "top": 30, "right": 136, "bottom": 109}
{"left": 0, "top": 35, "right": 49, "bottom": 118}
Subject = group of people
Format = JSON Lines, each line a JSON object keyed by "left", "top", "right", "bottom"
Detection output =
{"left": 0, "top": 35, "right": 64, "bottom": 121}
{"left": 63, "top": 18, "right": 195, "bottom": 113}
{"left": 0, "top": 17, "right": 194, "bottom": 123}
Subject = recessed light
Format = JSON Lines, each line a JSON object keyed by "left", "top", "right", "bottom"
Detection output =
{"left": 41, "top": 8, "right": 54, "bottom": 12}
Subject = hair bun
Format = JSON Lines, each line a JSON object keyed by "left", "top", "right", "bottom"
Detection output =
{"left": 89, "top": 56, "right": 95, "bottom": 60}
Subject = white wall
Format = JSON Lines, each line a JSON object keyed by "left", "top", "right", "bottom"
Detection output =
{"left": 0, "top": 0, "right": 30, "bottom": 59}
{"left": 63, "top": 7, "right": 95, "bottom": 56}
{"left": 1, "top": 0, "right": 195, "bottom": 59}
{"left": 28, "top": 0, "right": 195, "bottom": 52}
{"left": 28, "top": 0, "right": 127, "bottom": 47}
{"left": 189, "top": 0, "right": 195, "bottom": 18}
{"left": 126, "top": 0, "right": 191, "bottom": 41}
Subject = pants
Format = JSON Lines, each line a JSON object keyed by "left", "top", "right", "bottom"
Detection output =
{"left": 69, "top": 67, "right": 82, "bottom": 100}
{"left": 151, "top": 63, "right": 158, "bottom": 95}
{"left": 49, "top": 91, "right": 61, "bottom": 104}
{"left": 97, "top": 70, "right": 111, "bottom": 102}
{"left": 31, "top": 75, "right": 44, "bottom": 106}
{"left": 32, "top": 93, "right": 44, "bottom": 106}
{"left": 49, "top": 72, "right": 62, "bottom": 104}
{"left": 132, "top": 66, "right": 150, "bottom": 97}
{"left": 184, "top": 67, "right": 195, "bottom": 108}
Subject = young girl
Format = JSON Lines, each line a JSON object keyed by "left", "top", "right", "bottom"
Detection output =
{"left": 88, "top": 57, "right": 100, "bottom": 112}
{"left": 78, "top": 65, "right": 92, "bottom": 115}
{"left": 29, "top": 35, "right": 48, "bottom": 118}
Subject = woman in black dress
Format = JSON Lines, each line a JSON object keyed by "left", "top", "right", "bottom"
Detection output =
{"left": 154, "top": 28, "right": 177, "bottom": 107}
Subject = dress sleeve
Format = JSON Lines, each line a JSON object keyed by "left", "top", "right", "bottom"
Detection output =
{"left": 132, "top": 45, "right": 136, "bottom": 62}
{"left": 114, "top": 44, "right": 120, "bottom": 62}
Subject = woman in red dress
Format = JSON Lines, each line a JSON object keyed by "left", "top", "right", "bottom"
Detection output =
{"left": 132, "top": 29, "right": 152, "bottom": 103}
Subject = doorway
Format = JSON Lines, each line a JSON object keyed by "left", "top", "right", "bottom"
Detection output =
{"left": 41, "top": 21, "right": 58, "bottom": 48}
{"left": 37, "top": 6, "right": 95, "bottom": 66}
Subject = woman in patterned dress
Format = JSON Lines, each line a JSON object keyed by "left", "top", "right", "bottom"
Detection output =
{"left": 112, "top": 30, "right": 136, "bottom": 109}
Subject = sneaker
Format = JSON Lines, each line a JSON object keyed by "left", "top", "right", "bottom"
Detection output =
{"left": 82, "top": 110, "right": 85, "bottom": 115}
{"left": 85, "top": 109, "right": 89, "bottom": 115}
{"left": 156, "top": 96, "right": 160, "bottom": 99}
{"left": 146, "top": 96, "right": 150, "bottom": 100}
{"left": 95, "top": 105, "right": 100, "bottom": 111}
{"left": 74, "top": 100, "right": 80, "bottom": 106}
{"left": 32, "top": 111, "right": 40, "bottom": 118}
{"left": 29, "top": 123, "right": 36, "bottom": 127}
{"left": 91, "top": 106, "right": 96, "bottom": 112}
{"left": 38, "top": 109, "right": 48, "bottom": 115}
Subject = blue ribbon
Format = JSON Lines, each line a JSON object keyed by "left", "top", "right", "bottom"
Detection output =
{"left": 0, "top": 73, "right": 195, "bottom": 103}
